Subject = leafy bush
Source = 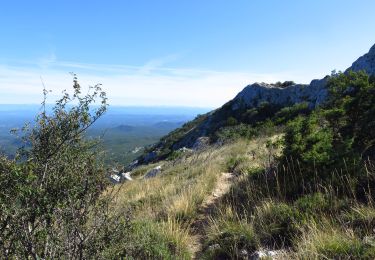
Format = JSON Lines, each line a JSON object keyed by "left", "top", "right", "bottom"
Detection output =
{"left": 278, "top": 71, "right": 375, "bottom": 198}
{"left": 253, "top": 201, "right": 302, "bottom": 248}
{"left": 226, "top": 155, "right": 251, "bottom": 175}
{"left": 203, "top": 220, "right": 258, "bottom": 259}
{"left": 294, "top": 192, "right": 330, "bottom": 216}
{"left": 272, "top": 81, "right": 295, "bottom": 88}
{"left": 216, "top": 124, "right": 256, "bottom": 143}
{"left": 226, "top": 116, "right": 238, "bottom": 126}
{"left": 0, "top": 76, "right": 131, "bottom": 258}
{"left": 295, "top": 193, "right": 354, "bottom": 219}
{"left": 274, "top": 102, "right": 310, "bottom": 125}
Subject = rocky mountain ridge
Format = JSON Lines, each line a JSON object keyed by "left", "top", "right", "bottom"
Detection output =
{"left": 232, "top": 44, "right": 375, "bottom": 111}
{"left": 137, "top": 43, "right": 375, "bottom": 164}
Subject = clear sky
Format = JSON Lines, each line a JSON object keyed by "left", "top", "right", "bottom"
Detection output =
{"left": 1, "top": 0, "right": 374, "bottom": 107}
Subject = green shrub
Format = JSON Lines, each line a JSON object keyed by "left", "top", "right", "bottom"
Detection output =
{"left": 167, "top": 150, "right": 184, "bottom": 161}
{"left": 226, "top": 116, "right": 238, "bottom": 126}
{"left": 314, "top": 235, "right": 372, "bottom": 259}
{"left": 226, "top": 156, "right": 248, "bottom": 174}
{"left": 0, "top": 76, "right": 131, "bottom": 258}
{"left": 278, "top": 71, "right": 375, "bottom": 198}
{"left": 216, "top": 124, "right": 256, "bottom": 142}
{"left": 273, "top": 81, "right": 295, "bottom": 88}
{"left": 294, "top": 193, "right": 330, "bottom": 216}
{"left": 203, "top": 220, "right": 258, "bottom": 259}
{"left": 274, "top": 102, "right": 310, "bottom": 125}
{"left": 294, "top": 193, "right": 352, "bottom": 219}
{"left": 253, "top": 201, "right": 302, "bottom": 248}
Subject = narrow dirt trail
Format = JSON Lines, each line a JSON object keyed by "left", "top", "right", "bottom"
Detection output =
{"left": 190, "top": 172, "right": 236, "bottom": 259}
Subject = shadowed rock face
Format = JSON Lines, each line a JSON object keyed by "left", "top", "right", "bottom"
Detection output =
{"left": 350, "top": 44, "right": 375, "bottom": 75}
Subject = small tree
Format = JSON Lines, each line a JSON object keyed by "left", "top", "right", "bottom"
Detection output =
{"left": 0, "top": 75, "right": 129, "bottom": 258}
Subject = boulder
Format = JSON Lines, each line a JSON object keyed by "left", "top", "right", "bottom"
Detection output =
{"left": 193, "top": 136, "right": 210, "bottom": 150}
{"left": 128, "top": 159, "right": 138, "bottom": 169}
{"left": 178, "top": 147, "right": 193, "bottom": 153}
{"left": 109, "top": 174, "right": 121, "bottom": 184}
{"left": 121, "top": 172, "right": 133, "bottom": 182}
{"left": 144, "top": 165, "right": 162, "bottom": 179}
{"left": 143, "top": 151, "right": 158, "bottom": 163}
{"left": 250, "top": 249, "right": 285, "bottom": 259}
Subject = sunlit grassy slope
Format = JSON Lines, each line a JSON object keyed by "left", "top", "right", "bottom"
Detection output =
{"left": 109, "top": 133, "right": 375, "bottom": 259}
{"left": 107, "top": 71, "right": 375, "bottom": 259}
{"left": 108, "top": 134, "right": 279, "bottom": 259}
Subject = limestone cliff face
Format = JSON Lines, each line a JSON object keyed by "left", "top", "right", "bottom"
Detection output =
{"left": 231, "top": 78, "right": 328, "bottom": 111}
{"left": 350, "top": 44, "right": 375, "bottom": 75}
{"left": 231, "top": 44, "right": 375, "bottom": 111}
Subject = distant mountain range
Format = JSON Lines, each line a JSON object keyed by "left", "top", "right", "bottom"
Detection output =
{"left": 0, "top": 106, "right": 210, "bottom": 164}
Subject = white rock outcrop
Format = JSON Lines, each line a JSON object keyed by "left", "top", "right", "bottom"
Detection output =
{"left": 144, "top": 165, "right": 162, "bottom": 179}
{"left": 232, "top": 78, "right": 328, "bottom": 111}
{"left": 121, "top": 172, "right": 133, "bottom": 182}
{"left": 232, "top": 43, "right": 375, "bottom": 111}
{"left": 109, "top": 174, "right": 121, "bottom": 184}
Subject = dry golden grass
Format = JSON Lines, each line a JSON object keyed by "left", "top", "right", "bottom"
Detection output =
{"left": 108, "top": 134, "right": 285, "bottom": 257}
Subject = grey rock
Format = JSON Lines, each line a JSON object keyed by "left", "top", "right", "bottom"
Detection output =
{"left": 121, "top": 172, "right": 133, "bottom": 182}
{"left": 192, "top": 136, "right": 210, "bottom": 150}
{"left": 144, "top": 165, "right": 162, "bottom": 179}
{"left": 128, "top": 160, "right": 138, "bottom": 169}
{"left": 232, "top": 43, "right": 375, "bottom": 113}
{"left": 109, "top": 174, "right": 121, "bottom": 184}
{"left": 251, "top": 249, "right": 284, "bottom": 259}
{"left": 239, "top": 249, "right": 249, "bottom": 257}
{"left": 208, "top": 243, "right": 220, "bottom": 251}
{"left": 178, "top": 147, "right": 193, "bottom": 153}
{"left": 232, "top": 77, "right": 329, "bottom": 111}
{"left": 143, "top": 151, "right": 158, "bottom": 163}
{"left": 349, "top": 44, "right": 375, "bottom": 75}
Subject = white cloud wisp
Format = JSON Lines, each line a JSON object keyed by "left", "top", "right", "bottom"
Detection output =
{"left": 0, "top": 60, "right": 316, "bottom": 108}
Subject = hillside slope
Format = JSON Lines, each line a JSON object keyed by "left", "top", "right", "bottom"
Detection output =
{"left": 113, "top": 43, "right": 375, "bottom": 259}
{"left": 138, "top": 44, "right": 375, "bottom": 164}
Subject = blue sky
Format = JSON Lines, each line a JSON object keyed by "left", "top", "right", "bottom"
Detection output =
{"left": 0, "top": 0, "right": 374, "bottom": 107}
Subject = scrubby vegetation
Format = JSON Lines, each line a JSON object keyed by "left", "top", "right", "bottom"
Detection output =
{"left": 0, "top": 77, "right": 132, "bottom": 258}
{"left": 2, "top": 70, "right": 375, "bottom": 259}
{"left": 200, "top": 70, "right": 375, "bottom": 259}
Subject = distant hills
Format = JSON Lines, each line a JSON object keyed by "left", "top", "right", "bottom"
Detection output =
{"left": 0, "top": 106, "right": 210, "bottom": 165}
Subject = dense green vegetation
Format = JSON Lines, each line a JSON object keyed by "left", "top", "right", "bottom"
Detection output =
{"left": 0, "top": 79, "right": 155, "bottom": 259}
{"left": 281, "top": 70, "right": 375, "bottom": 198}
